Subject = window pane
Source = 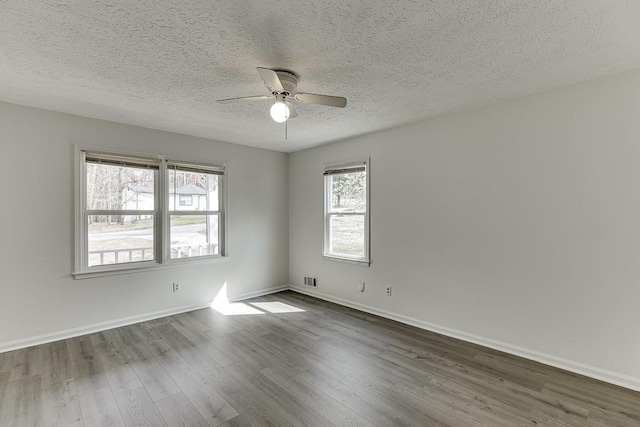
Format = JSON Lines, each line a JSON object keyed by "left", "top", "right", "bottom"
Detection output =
{"left": 329, "top": 171, "right": 366, "bottom": 213}
{"left": 88, "top": 215, "right": 155, "bottom": 267}
{"left": 86, "top": 162, "right": 155, "bottom": 210}
{"left": 169, "top": 170, "right": 219, "bottom": 211}
{"left": 330, "top": 214, "right": 365, "bottom": 257}
{"left": 170, "top": 215, "right": 219, "bottom": 258}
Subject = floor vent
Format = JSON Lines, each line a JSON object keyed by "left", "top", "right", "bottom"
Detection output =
{"left": 303, "top": 276, "right": 317, "bottom": 288}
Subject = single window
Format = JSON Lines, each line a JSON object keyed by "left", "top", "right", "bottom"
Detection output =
{"left": 178, "top": 195, "right": 193, "bottom": 206}
{"left": 323, "top": 160, "right": 370, "bottom": 264}
{"left": 75, "top": 149, "right": 225, "bottom": 277}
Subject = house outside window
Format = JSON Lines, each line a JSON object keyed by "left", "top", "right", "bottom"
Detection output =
{"left": 323, "top": 159, "right": 370, "bottom": 265}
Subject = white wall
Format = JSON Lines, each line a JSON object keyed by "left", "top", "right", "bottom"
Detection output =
{"left": 0, "top": 102, "right": 289, "bottom": 349}
{"left": 289, "top": 68, "right": 640, "bottom": 389}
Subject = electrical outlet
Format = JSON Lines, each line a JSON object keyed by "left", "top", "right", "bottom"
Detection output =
{"left": 172, "top": 282, "right": 181, "bottom": 292}
{"left": 385, "top": 286, "right": 392, "bottom": 296}
{"left": 359, "top": 282, "right": 365, "bottom": 292}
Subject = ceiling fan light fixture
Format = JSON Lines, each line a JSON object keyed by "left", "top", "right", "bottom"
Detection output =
{"left": 270, "top": 101, "right": 290, "bottom": 123}
{"left": 217, "top": 67, "right": 347, "bottom": 125}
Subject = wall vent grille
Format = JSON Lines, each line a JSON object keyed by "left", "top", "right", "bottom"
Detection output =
{"left": 303, "top": 276, "right": 317, "bottom": 288}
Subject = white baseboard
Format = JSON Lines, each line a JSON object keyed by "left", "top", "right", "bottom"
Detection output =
{"left": 0, "top": 302, "right": 211, "bottom": 353}
{"left": 5, "top": 283, "right": 640, "bottom": 393}
{"left": 229, "top": 285, "right": 289, "bottom": 302}
{"left": 288, "top": 285, "right": 640, "bottom": 393}
{"left": 0, "top": 285, "right": 289, "bottom": 353}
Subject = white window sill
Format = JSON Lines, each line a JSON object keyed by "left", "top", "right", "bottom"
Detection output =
{"left": 322, "top": 254, "right": 371, "bottom": 267}
{"left": 74, "top": 255, "right": 228, "bottom": 280}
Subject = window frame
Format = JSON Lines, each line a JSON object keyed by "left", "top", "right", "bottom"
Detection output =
{"left": 74, "top": 146, "right": 227, "bottom": 279}
{"left": 167, "top": 161, "right": 225, "bottom": 260}
{"left": 322, "top": 158, "right": 371, "bottom": 266}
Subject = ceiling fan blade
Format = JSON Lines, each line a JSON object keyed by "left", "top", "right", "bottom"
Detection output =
{"left": 285, "top": 101, "right": 297, "bottom": 118}
{"left": 216, "top": 95, "right": 271, "bottom": 104}
{"left": 294, "top": 93, "right": 347, "bottom": 108}
{"left": 257, "top": 67, "right": 284, "bottom": 92}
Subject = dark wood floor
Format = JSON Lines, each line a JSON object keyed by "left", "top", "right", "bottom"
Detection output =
{"left": 1, "top": 291, "right": 640, "bottom": 426}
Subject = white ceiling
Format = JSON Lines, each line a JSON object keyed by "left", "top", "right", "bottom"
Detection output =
{"left": 1, "top": 1, "right": 640, "bottom": 153}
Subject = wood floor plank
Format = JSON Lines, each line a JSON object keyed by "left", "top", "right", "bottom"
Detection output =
{"left": 260, "top": 366, "right": 375, "bottom": 427}
{"left": 121, "top": 343, "right": 181, "bottom": 402}
{"left": 78, "top": 388, "right": 125, "bottom": 427}
{"left": 67, "top": 337, "right": 110, "bottom": 397}
{"left": 126, "top": 322, "right": 163, "bottom": 344}
{"left": 231, "top": 331, "right": 310, "bottom": 373}
{"left": 0, "top": 369, "right": 10, "bottom": 390}
{"left": 154, "top": 392, "right": 209, "bottom": 427}
{"left": 111, "top": 326, "right": 142, "bottom": 349}
{"left": 217, "top": 415, "right": 252, "bottom": 427}
{"left": 9, "top": 346, "right": 43, "bottom": 382}
{"left": 190, "top": 357, "right": 288, "bottom": 427}
{"left": 0, "top": 376, "right": 42, "bottom": 427}
{"left": 41, "top": 378, "right": 83, "bottom": 427}
{"left": 189, "top": 310, "right": 246, "bottom": 338}
{"left": 319, "top": 335, "right": 431, "bottom": 388}
{"left": 312, "top": 362, "right": 451, "bottom": 427}
{"left": 242, "top": 308, "right": 324, "bottom": 341}
{"left": 297, "top": 365, "right": 428, "bottom": 427}
{"left": 0, "top": 372, "right": 10, "bottom": 425}
{"left": 587, "top": 408, "right": 640, "bottom": 427}
{"left": 94, "top": 341, "right": 143, "bottom": 397}
{"left": 177, "top": 311, "right": 215, "bottom": 332}
{"left": 391, "top": 380, "right": 497, "bottom": 426}
{"left": 543, "top": 380, "right": 640, "bottom": 424}
{"left": 156, "top": 392, "right": 209, "bottom": 427}
{"left": 155, "top": 323, "right": 211, "bottom": 363}
{"left": 146, "top": 340, "right": 239, "bottom": 426}
{"left": 114, "top": 386, "right": 167, "bottom": 427}
{"left": 93, "top": 343, "right": 143, "bottom": 397}
{"left": 206, "top": 328, "right": 295, "bottom": 372}
{"left": 426, "top": 374, "right": 581, "bottom": 426}
{"left": 224, "top": 361, "right": 334, "bottom": 427}
{"left": 39, "top": 340, "right": 73, "bottom": 390}
{"left": 222, "top": 314, "right": 272, "bottom": 337}
{"left": 169, "top": 319, "right": 242, "bottom": 367}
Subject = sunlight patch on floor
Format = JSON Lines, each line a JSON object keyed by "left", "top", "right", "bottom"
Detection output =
{"left": 211, "top": 283, "right": 305, "bottom": 315}
{"left": 213, "top": 302, "right": 265, "bottom": 316}
{"left": 249, "top": 301, "right": 305, "bottom": 313}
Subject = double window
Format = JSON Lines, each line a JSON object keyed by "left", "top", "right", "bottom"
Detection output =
{"left": 323, "top": 160, "right": 370, "bottom": 264}
{"left": 75, "top": 149, "right": 225, "bottom": 277}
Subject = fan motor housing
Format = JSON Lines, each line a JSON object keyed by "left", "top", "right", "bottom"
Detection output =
{"left": 274, "top": 70, "right": 298, "bottom": 94}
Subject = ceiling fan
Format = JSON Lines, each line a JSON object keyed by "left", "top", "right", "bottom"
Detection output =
{"left": 217, "top": 67, "right": 347, "bottom": 123}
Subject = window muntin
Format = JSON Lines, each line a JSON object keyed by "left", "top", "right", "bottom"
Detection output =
{"left": 323, "top": 161, "right": 369, "bottom": 263}
{"left": 76, "top": 150, "right": 225, "bottom": 276}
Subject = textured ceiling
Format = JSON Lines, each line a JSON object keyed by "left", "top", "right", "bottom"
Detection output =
{"left": 1, "top": 1, "right": 640, "bottom": 152}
